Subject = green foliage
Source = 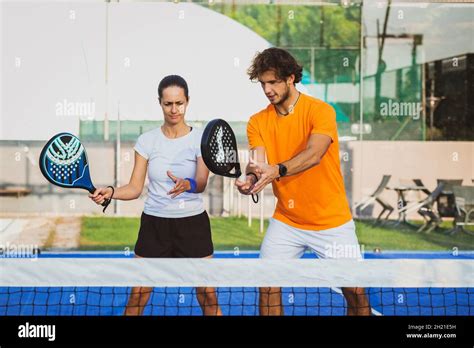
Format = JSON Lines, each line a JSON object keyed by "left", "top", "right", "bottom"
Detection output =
{"left": 79, "top": 216, "right": 474, "bottom": 252}
{"left": 202, "top": 3, "right": 361, "bottom": 83}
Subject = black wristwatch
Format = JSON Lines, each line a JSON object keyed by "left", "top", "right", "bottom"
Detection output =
{"left": 277, "top": 163, "right": 288, "bottom": 178}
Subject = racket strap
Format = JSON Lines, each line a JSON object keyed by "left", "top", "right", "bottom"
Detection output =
{"left": 246, "top": 172, "right": 258, "bottom": 184}
{"left": 102, "top": 186, "right": 115, "bottom": 213}
{"left": 246, "top": 172, "right": 259, "bottom": 204}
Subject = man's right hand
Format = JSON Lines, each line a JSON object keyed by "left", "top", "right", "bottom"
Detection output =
{"left": 235, "top": 174, "right": 257, "bottom": 195}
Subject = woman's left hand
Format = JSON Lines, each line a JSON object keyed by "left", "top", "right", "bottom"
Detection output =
{"left": 167, "top": 171, "right": 191, "bottom": 198}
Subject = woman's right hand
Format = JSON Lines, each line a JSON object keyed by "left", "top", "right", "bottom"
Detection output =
{"left": 89, "top": 187, "right": 113, "bottom": 205}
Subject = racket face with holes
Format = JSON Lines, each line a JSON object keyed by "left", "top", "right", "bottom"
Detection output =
{"left": 201, "top": 119, "right": 242, "bottom": 178}
{"left": 39, "top": 133, "right": 96, "bottom": 193}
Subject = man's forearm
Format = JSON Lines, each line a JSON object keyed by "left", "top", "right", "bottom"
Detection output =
{"left": 280, "top": 147, "right": 320, "bottom": 177}
{"left": 246, "top": 147, "right": 321, "bottom": 195}
{"left": 245, "top": 147, "right": 320, "bottom": 181}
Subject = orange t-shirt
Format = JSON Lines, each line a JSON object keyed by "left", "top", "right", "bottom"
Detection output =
{"left": 247, "top": 93, "right": 352, "bottom": 230}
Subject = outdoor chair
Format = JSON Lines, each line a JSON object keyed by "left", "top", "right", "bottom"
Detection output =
{"left": 436, "top": 179, "right": 463, "bottom": 219}
{"left": 398, "top": 182, "right": 445, "bottom": 233}
{"left": 354, "top": 175, "right": 394, "bottom": 223}
{"left": 452, "top": 185, "right": 474, "bottom": 236}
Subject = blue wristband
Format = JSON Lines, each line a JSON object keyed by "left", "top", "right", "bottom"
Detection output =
{"left": 185, "top": 178, "right": 197, "bottom": 193}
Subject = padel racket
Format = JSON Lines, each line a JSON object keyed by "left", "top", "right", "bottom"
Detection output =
{"left": 39, "top": 132, "right": 112, "bottom": 212}
{"left": 201, "top": 119, "right": 258, "bottom": 203}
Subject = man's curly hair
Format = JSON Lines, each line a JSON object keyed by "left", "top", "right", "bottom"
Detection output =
{"left": 247, "top": 47, "right": 303, "bottom": 85}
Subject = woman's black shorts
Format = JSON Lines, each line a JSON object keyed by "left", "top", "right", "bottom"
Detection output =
{"left": 134, "top": 211, "right": 214, "bottom": 258}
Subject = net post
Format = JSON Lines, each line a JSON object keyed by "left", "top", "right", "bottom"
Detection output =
{"left": 248, "top": 194, "right": 252, "bottom": 227}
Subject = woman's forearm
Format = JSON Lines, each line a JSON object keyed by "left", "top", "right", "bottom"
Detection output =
{"left": 195, "top": 182, "right": 206, "bottom": 194}
{"left": 190, "top": 177, "right": 207, "bottom": 194}
{"left": 112, "top": 184, "right": 142, "bottom": 201}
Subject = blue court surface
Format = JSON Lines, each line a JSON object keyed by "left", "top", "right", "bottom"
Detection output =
{"left": 1, "top": 251, "right": 473, "bottom": 316}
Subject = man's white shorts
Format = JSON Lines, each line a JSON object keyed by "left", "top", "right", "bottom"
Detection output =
{"left": 260, "top": 218, "right": 363, "bottom": 260}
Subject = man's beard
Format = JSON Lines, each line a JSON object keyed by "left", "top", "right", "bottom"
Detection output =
{"left": 273, "top": 87, "right": 290, "bottom": 106}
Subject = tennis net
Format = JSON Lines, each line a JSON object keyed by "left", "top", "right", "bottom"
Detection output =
{"left": 1, "top": 257, "right": 473, "bottom": 316}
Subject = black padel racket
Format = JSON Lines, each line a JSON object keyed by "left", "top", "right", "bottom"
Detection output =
{"left": 201, "top": 119, "right": 258, "bottom": 203}
{"left": 39, "top": 132, "right": 111, "bottom": 212}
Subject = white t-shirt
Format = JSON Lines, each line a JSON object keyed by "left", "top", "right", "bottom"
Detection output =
{"left": 133, "top": 126, "right": 205, "bottom": 218}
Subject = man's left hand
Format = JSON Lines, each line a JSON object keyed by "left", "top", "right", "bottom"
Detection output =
{"left": 248, "top": 158, "right": 280, "bottom": 194}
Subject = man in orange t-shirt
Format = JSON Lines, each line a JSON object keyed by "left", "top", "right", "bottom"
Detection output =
{"left": 235, "top": 48, "right": 370, "bottom": 316}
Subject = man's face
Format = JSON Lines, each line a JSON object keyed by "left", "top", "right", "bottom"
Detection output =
{"left": 258, "top": 70, "right": 292, "bottom": 105}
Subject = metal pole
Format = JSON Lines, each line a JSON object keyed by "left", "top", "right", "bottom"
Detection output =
{"left": 222, "top": 177, "right": 229, "bottom": 217}
{"left": 421, "top": 63, "right": 427, "bottom": 141}
{"left": 357, "top": 1, "right": 365, "bottom": 216}
{"left": 104, "top": 0, "right": 110, "bottom": 141}
{"left": 238, "top": 188, "right": 242, "bottom": 218}
{"left": 248, "top": 194, "right": 252, "bottom": 227}
{"left": 429, "top": 81, "right": 434, "bottom": 141}
{"left": 359, "top": 4, "right": 365, "bottom": 138}
{"left": 260, "top": 188, "right": 264, "bottom": 234}
{"left": 237, "top": 150, "right": 245, "bottom": 218}
{"left": 259, "top": 151, "right": 269, "bottom": 233}
{"left": 115, "top": 102, "right": 121, "bottom": 215}
{"left": 229, "top": 177, "right": 234, "bottom": 216}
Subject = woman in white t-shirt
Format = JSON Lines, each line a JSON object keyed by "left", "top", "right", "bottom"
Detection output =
{"left": 89, "top": 75, "right": 221, "bottom": 316}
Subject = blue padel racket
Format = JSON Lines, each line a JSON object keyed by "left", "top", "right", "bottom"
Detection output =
{"left": 201, "top": 119, "right": 258, "bottom": 203}
{"left": 39, "top": 132, "right": 111, "bottom": 212}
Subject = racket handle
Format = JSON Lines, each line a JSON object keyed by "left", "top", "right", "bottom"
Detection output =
{"left": 90, "top": 186, "right": 113, "bottom": 213}
{"left": 237, "top": 173, "right": 247, "bottom": 183}
{"left": 236, "top": 174, "right": 258, "bottom": 203}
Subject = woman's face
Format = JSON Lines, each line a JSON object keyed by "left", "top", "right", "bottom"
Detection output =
{"left": 160, "top": 86, "right": 188, "bottom": 125}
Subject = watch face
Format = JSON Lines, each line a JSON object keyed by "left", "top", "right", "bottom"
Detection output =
{"left": 279, "top": 164, "right": 287, "bottom": 177}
